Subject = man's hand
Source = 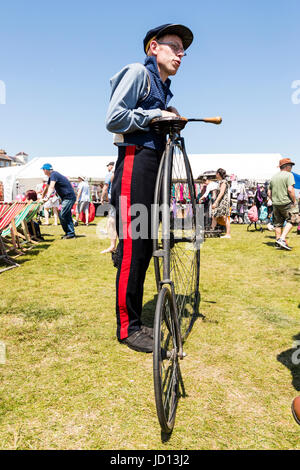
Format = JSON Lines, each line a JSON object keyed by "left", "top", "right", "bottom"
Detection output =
{"left": 161, "top": 110, "right": 179, "bottom": 118}
{"left": 291, "top": 202, "right": 299, "bottom": 211}
{"left": 166, "top": 106, "right": 180, "bottom": 116}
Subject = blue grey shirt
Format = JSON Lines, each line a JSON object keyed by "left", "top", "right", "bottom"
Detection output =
{"left": 48, "top": 171, "right": 76, "bottom": 201}
{"left": 106, "top": 63, "right": 163, "bottom": 141}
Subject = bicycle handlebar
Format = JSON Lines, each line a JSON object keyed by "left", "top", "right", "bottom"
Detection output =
{"left": 187, "top": 117, "right": 222, "bottom": 125}
{"left": 150, "top": 116, "right": 222, "bottom": 134}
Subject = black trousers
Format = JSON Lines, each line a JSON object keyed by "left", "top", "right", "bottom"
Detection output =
{"left": 111, "top": 145, "right": 161, "bottom": 340}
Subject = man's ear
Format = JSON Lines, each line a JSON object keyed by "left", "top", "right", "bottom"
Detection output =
{"left": 149, "top": 40, "right": 158, "bottom": 56}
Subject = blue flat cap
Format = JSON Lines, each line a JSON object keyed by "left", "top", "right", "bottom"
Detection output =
{"left": 143, "top": 23, "right": 193, "bottom": 54}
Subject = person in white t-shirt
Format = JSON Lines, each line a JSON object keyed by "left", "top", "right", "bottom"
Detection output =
{"left": 75, "top": 176, "right": 90, "bottom": 226}
{"left": 198, "top": 179, "right": 218, "bottom": 203}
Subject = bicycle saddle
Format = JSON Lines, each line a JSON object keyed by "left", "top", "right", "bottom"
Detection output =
{"left": 150, "top": 116, "right": 188, "bottom": 134}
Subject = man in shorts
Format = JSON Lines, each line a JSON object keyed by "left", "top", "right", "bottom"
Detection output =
{"left": 106, "top": 24, "right": 193, "bottom": 352}
{"left": 268, "top": 157, "right": 299, "bottom": 250}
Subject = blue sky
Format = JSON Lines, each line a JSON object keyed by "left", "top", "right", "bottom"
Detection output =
{"left": 0, "top": 0, "right": 299, "bottom": 172}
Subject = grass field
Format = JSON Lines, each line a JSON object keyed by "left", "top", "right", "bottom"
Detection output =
{"left": 0, "top": 220, "right": 300, "bottom": 449}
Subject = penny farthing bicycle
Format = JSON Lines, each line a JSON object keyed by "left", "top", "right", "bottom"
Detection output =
{"left": 151, "top": 115, "right": 222, "bottom": 433}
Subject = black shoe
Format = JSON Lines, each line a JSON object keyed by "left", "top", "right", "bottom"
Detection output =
{"left": 74, "top": 221, "right": 78, "bottom": 227}
{"left": 119, "top": 330, "right": 153, "bottom": 353}
{"left": 61, "top": 234, "right": 76, "bottom": 239}
{"left": 141, "top": 325, "right": 154, "bottom": 339}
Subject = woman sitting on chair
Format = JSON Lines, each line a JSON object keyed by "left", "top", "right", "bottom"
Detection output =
{"left": 25, "top": 190, "right": 44, "bottom": 240}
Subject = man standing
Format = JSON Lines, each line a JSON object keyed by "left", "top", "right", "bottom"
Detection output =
{"left": 41, "top": 163, "right": 76, "bottom": 239}
{"left": 268, "top": 157, "right": 299, "bottom": 250}
{"left": 75, "top": 175, "right": 90, "bottom": 226}
{"left": 106, "top": 24, "right": 193, "bottom": 352}
{"left": 100, "top": 162, "right": 114, "bottom": 204}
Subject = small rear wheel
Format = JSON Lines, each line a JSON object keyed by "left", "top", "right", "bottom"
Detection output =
{"left": 153, "top": 287, "right": 180, "bottom": 434}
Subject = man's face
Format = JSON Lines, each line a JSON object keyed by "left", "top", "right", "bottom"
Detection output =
{"left": 152, "top": 34, "right": 185, "bottom": 80}
{"left": 107, "top": 165, "right": 113, "bottom": 172}
{"left": 43, "top": 169, "right": 50, "bottom": 177}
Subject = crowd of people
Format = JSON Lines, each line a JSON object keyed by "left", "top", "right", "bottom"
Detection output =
{"left": 196, "top": 158, "right": 300, "bottom": 248}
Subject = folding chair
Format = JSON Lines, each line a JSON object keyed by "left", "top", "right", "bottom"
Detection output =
{"left": 0, "top": 202, "right": 27, "bottom": 272}
{"left": 0, "top": 202, "right": 12, "bottom": 219}
{"left": 1, "top": 202, "right": 36, "bottom": 252}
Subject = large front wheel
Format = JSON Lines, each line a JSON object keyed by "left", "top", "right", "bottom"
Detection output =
{"left": 153, "top": 139, "right": 201, "bottom": 340}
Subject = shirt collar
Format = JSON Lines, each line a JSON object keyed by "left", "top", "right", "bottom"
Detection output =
{"left": 144, "top": 56, "right": 172, "bottom": 90}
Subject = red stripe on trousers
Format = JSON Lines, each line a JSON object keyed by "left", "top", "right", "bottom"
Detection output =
{"left": 118, "top": 145, "right": 135, "bottom": 340}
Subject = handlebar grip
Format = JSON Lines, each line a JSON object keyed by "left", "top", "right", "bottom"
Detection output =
{"left": 201, "top": 116, "right": 222, "bottom": 125}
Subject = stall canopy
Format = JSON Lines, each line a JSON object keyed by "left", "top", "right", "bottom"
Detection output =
{"left": 0, "top": 153, "right": 289, "bottom": 202}
{"left": 188, "top": 153, "right": 282, "bottom": 181}
{"left": 292, "top": 172, "right": 300, "bottom": 190}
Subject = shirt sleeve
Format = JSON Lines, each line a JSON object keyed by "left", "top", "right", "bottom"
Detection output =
{"left": 104, "top": 173, "right": 111, "bottom": 184}
{"left": 202, "top": 186, "right": 211, "bottom": 199}
{"left": 106, "top": 63, "right": 162, "bottom": 134}
{"left": 203, "top": 182, "right": 218, "bottom": 198}
{"left": 288, "top": 173, "right": 295, "bottom": 186}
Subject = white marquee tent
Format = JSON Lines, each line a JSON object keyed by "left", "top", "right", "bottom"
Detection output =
{"left": 0, "top": 153, "right": 282, "bottom": 202}
{"left": 0, "top": 156, "right": 116, "bottom": 202}
{"left": 188, "top": 153, "right": 281, "bottom": 181}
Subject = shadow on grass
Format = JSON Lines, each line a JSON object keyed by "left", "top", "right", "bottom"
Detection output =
{"left": 13, "top": 242, "right": 53, "bottom": 265}
{"left": 1, "top": 304, "right": 66, "bottom": 322}
{"left": 142, "top": 294, "right": 205, "bottom": 336}
{"left": 277, "top": 332, "right": 300, "bottom": 391}
{"left": 142, "top": 295, "right": 157, "bottom": 327}
{"left": 76, "top": 223, "right": 97, "bottom": 226}
{"left": 263, "top": 241, "right": 277, "bottom": 248}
